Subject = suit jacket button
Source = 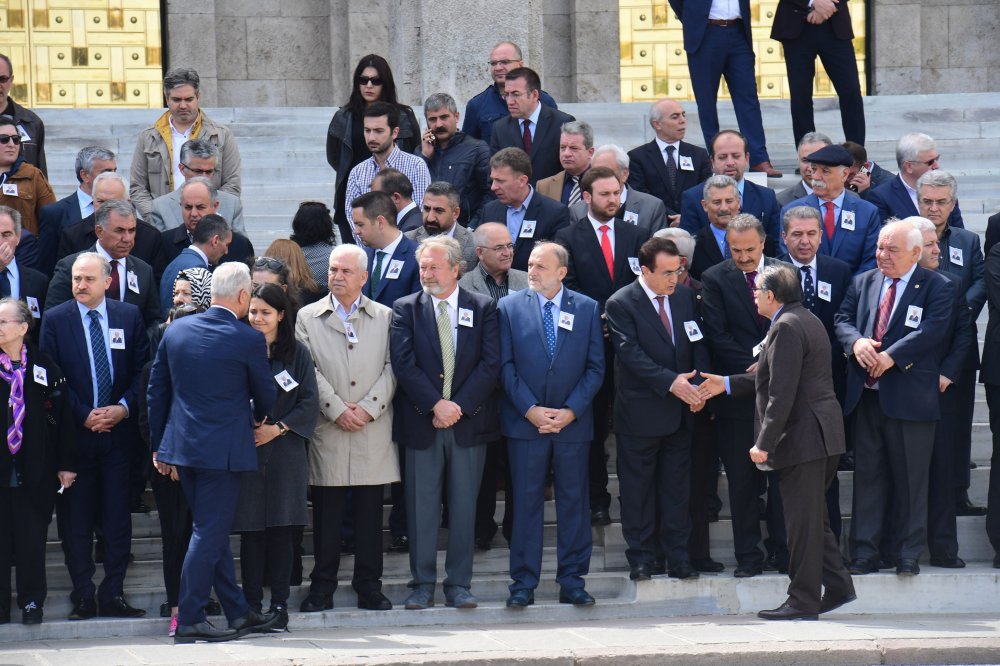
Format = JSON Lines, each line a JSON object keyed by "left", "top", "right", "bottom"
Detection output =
{"left": 325, "top": 403, "right": 330, "bottom": 408}
{"left": 350, "top": 380, "right": 357, "bottom": 386}
{"left": 348, "top": 344, "right": 354, "bottom": 350}
{"left": 439, "top": 374, "right": 444, "bottom": 379}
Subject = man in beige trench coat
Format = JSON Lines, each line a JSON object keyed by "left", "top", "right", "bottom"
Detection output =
{"left": 294, "top": 244, "right": 398, "bottom": 612}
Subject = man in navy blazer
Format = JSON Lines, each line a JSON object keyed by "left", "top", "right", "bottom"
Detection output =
{"left": 481, "top": 148, "right": 571, "bottom": 271}
{"left": 835, "top": 220, "right": 955, "bottom": 576}
{"left": 39, "top": 253, "right": 148, "bottom": 620}
{"left": 390, "top": 236, "right": 500, "bottom": 610}
{"left": 159, "top": 214, "right": 232, "bottom": 316}
{"left": 627, "top": 98, "right": 712, "bottom": 218}
{"left": 0, "top": 206, "right": 48, "bottom": 330}
{"left": 148, "top": 262, "right": 279, "bottom": 642}
{"left": 780, "top": 145, "right": 880, "bottom": 275}
{"left": 488, "top": 68, "right": 575, "bottom": 185}
{"left": 606, "top": 237, "right": 710, "bottom": 581}
{"left": 867, "top": 133, "right": 964, "bottom": 229}
{"left": 498, "top": 241, "right": 604, "bottom": 607}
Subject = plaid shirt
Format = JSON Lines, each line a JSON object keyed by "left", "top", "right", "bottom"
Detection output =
{"left": 344, "top": 146, "right": 432, "bottom": 241}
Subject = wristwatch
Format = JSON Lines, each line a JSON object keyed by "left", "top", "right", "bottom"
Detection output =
{"left": 275, "top": 421, "right": 288, "bottom": 435}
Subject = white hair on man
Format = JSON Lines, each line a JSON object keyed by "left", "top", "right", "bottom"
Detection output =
{"left": 329, "top": 243, "right": 368, "bottom": 273}
{"left": 211, "top": 261, "right": 251, "bottom": 300}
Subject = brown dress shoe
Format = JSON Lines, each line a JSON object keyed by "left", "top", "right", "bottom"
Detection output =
{"left": 751, "top": 161, "right": 783, "bottom": 177}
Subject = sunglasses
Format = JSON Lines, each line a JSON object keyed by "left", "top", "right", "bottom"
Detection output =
{"left": 254, "top": 256, "right": 286, "bottom": 271}
{"left": 0, "top": 134, "right": 22, "bottom": 145}
{"left": 357, "top": 76, "right": 383, "bottom": 86}
{"left": 0, "top": 75, "right": 11, "bottom": 84}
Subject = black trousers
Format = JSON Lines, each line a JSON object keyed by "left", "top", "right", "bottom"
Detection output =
{"left": 388, "top": 442, "right": 407, "bottom": 538}
{"left": 240, "top": 526, "right": 294, "bottom": 609}
{"left": 0, "top": 485, "right": 52, "bottom": 610}
{"left": 779, "top": 455, "right": 854, "bottom": 614}
{"left": 588, "top": 342, "right": 615, "bottom": 511}
{"left": 984, "top": 384, "right": 1000, "bottom": 552}
{"left": 715, "top": 416, "right": 765, "bottom": 566}
{"left": 475, "top": 437, "right": 513, "bottom": 545}
{"left": 309, "top": 484, "right": 384, "bottom": 597}
{"left": 928, "top": 373, "right": 971, "bottom": 558}
{"left": 150, "top": 470, "right": 192, "bottom": 608}
{"left": 687, "top": 410, "right": 718, "bottom": 561}
{"left": 949, "top": 369, "right": 977, "bottom": 503}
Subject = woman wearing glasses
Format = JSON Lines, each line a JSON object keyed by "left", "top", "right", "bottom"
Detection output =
{"left": 0, "top": 118, "right": 55, "bottom": 235}
{"left": 326, "top": 54, "right": 420, "bottom": 246}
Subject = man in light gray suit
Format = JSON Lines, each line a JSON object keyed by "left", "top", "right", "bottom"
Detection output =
{"left": 146, "top": 139, "right": 246, "bottom": 234}
{"left": 570, "top": 145, "right": 667, "bottom": 234}
{"left": 405, "top": 182, "right": 478, "bottom": 272}
{"left": 776, "top": 132, "right": 832, "bottom": 207}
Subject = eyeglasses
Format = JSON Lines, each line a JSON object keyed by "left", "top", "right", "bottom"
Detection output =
{"left": 501, "top": 91, "right": 530, "bottom": 100}
{"left": 0, "top": 75, "right": 11, "bottom": 84}
{"left": 0, "top": 134, "right": 22, "bottom": 145}
{"left": 908, "top": 155, "right": 940, "bottom": 167}
{"left": 661, "top": 268, "right": 686, "bottom": 278}
{"left": 180, "top": 163, "right": 217, "bottom": 176}
{"left": 357, "top": 76, "right": 383, "bottom": 86}
{"left": 488, "top": 59, "right": 519, "bottom": 67}
{"left": 254, "top": 256, "right": 286, "bottom": 271}
{"left": 919, "top": 197, "right": 953, "bottom": 208}
{"left": 480, "top": 243, "right": 515, "bottom": 253}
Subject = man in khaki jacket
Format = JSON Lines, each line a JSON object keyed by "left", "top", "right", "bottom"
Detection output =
{"left": 129, "top": 67, "right": 241, "bottom": 218}
{"left": 294, "top": 243, "right": 398, "bottom": 613}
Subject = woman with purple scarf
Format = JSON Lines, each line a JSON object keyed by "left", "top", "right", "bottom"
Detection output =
{"left": 0, "top": 298, "right": 76, "bottom": 625}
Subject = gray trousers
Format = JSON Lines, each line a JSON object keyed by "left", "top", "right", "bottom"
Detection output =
{"left": 405, "top": 428, "right": 486, "bottom": 592}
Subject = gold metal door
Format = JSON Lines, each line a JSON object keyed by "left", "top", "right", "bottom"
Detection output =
{"left": 0, "top": 0, "right": 162, "bottom": 108}
{"left": 620, "top": 0, "right": 867, "bottom": 103}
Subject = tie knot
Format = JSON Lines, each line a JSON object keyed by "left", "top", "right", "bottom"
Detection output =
{"left": 87, "top": 309, "right": 100, "bottom": 321}
{"left": 437, "top": 300, "right": 448, "bottom": 315}
{"left": 824, "top": 201, "right": 835, "bottom": 212}
{"left": 666, "top": 145, "right": 675, "bottom": 155}
{"left": 655, "top": 295, "right": 665, "bottom": 305}
{"left": 544, "top": 300, "right": 554, "bottom": 311}
{"left": 800, "top": 265, "right": 810, "bottom": 274}
{"left": 599, "top": 225, "right": 609, "bottom": 234}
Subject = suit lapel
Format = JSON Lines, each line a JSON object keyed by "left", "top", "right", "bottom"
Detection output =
{"left": 886, "top": 268, "right": 924, "bottom": 333}
{"left": 728, "top": 262, "right": 760, "bottom": 325}
{"left": 552, "top": 290, "right": 574, "bottom": 361}
{"left": 514, "top": 195, "right": 537, "bottom": 256}
{"left": 577, "top": 222, "right": 614, "bottom": 286}
{"left": 525, "top": 290, "right": 551, "bottom": 361}
{"left": 891, "top": 178, "right": 918, "bottom": 217}
{"left": 419, "top": 292, "right": 444, "bottom": 367}
{"left": 632, "top": 281, "right": 672, "bottom": 346}
{"left": 697, "top": 226, "right": 724, "bottom": 265}
{"left": 861, "top": 271, "right": 882, "bottom": 337}
{"left": 645, "top": 141, "right": 673, "bottom": 192}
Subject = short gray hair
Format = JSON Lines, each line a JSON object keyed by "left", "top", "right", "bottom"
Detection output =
{"left": 561, "top": 120, "right": 594, "bottom": 149}
{"left": 782, "top": 205, "right": 823, "bottom": 234}
{"left": 95, "top": 199, "right": 136, "bottom": 228}
{"left": 902, "top": 215, "right": 936, "bottom": 235}
{"left": 416, "top": 235, "right": 463, "bottom": 270}
{"left": 180, "top": 175, "right": 219, "bottom": 201}
{"left": 74, "top": 146, "right": 116, "bottom": 183}
{"left": 73, "top": 251, "right": 111, "bottom": 278}
{"left": 330, "top": 244, "right": 368, "bottom": 273}
{"left": 211, "top": 261, "right": 251, "bottom": 300}
{"left": 702, "top": 174, "right": 738, "bottom": 200}
{"left": 916, "top": 169, "right": 958, "bottom": 199}
{"left": 727, "top": 213, "right": 765, "bottom": 240}
{"left": 179, "top": 138, "right": 219, "bottom": 164}
{"left": 895, "top": 132, "right": 935, "bottom": 168}
{"left": 532, "top": 240, "right": 569, "bottom": 268}
{"left": 163, "top": 67, "right": 200, "bottom": 94}
{"left": 758, "top": 262, "right": 802, "bottom": 304}
{"left": 0, "top": 205, "right": 21, "bottom": 235}
{"left": 799, "top": 132, "right": 832, "bottom": 149}
{"left": 591, "top": 144, "right": 629, "bottom": 172}
{"left": 472, "top": 222, "right": 511, "bottom": 248}
{"left": 0, "top": 297, "right": 32, "bottom": 328}
{"left": 424, "top": 181, "right": 461, "bottom": 209}
{"left": 423, "top": 92, "right": 458, "bottom": 114}
{"left": 654, "top": 227, "right": 694, "bottom": 263}
{"left": 881, "top": 219, "right": 923, "bottom": 251}
{"left": 93, "top": 171, "right": 129, "bottom": 194}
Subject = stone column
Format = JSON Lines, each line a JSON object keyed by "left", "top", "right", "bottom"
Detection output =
{"left": 165, "top": 0, "right": 219, "bottom": 105}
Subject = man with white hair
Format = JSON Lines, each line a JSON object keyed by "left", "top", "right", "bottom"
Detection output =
{"left": 867, "top": 133, "right": 964, "bottom": 228}
{"left": 569, "top": 144, "right": 668, "bottom": 233}
{"left": 835, "top": 220, "right": 956, "bottom": 577}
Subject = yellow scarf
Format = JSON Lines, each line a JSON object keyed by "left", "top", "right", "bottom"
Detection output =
{"left": 153, "top": 110, "right": 205, "bottom": 191}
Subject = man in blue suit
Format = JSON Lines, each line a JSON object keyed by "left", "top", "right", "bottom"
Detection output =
{"left": 39, "top": 253, "right": 147, "bottom": 621}
{"left": 781, "top": 145, "right": 879, "bottom": 275}
{"left": 390, "top": 236, "right": 500, "bottom": 611}
{"left": 148, "top": 262, "right": 279, "bottom": 642}
{"left": 835, "top": 220, "right": 956, "bottom": 577}
{"left": 498, "top": 241, "right": 604, "bottom": 607}
{"left": 668, "top": 0, "right": 780, "bottom": 177}
{"left": 159, "top": 213, "right": 231, "bottom": 315}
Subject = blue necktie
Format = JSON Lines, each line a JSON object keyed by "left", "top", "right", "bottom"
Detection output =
{"left": 87, "top": 310, "right": 112, "bottom": 407}
{"left": 543, "top": 301, "right": 556, "bottom": 357}
{"left": 801, "top": 266, "right": 817, "bottom": 310}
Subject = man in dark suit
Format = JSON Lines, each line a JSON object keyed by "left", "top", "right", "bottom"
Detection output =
{"left": 781, "top": 145, "right": 880, "bottom": 275}
{"left": 39, "top": 252, "right": 148, "bottom": 621}
{"left": 669, "top": 0, "right": 780, "bottom": 177}
{"left": 159, "top": 214, "right": 233, "bottom": 315}
{"left": 982, "top": 244, "right": 1000, "bottom": 567}
{"left": 37, "top": 146, "right": 117, "bottom": 276}
{"left": 985, "top": 212, "right": 1000, "bottom": 258}
{"left": 149, "top": 261, "right": 279, "bottom": 642}
{"left": 835, "top": 220, "right": 956, "bottom": 576}
{"left": 46, "top": 200, "right": 161, "bottom": 331}
{"left": 498, "top": 241, "right": 604, "bottom": 607}
{"left": 0, "top": 206, "right": 48, "bottom": 328}
{"left": 700, "top": 214, "right": 776, "bottom": 577}
{"left": 157, "top": 177, "right": 254, "bottom": 269}
{"left": 389, "top": 236, "right": 500, "bottom": 611}
{"left": 606, "top": 236, "right": 709, "bottom": 581}
{"left": 569, "top": 144, "right": 668, "bottom": 234}
{"left": 843, "top": 141, "right": 895, "bottom": 198}
{"left": 702, "top": 262, "right": 855, "bottom": 620}
{"left": 690, "top": 175, "right": 739, "bottom": 280}
{"left": 488, "top": 67, "right": 575, "bottom": 185}
{"left": 481, "top": 148, "right": 571, "bottom": 271}
{"left": 57, "top": 172, "right": 166, "bottom": 281}
{"left": 405, "top": 181, "right": 479, "bottom": 271}
{"left": 536, "top": 121, "right": 593, "bottom": 206}
{"left": 680, "top": 130, "right": 781, "bottom": 242}
{"left": 555, "top": 167, "right": 650, "bottom": 525}
{"left": 770, "top": 0, "right": 865, "bottom": 147}
{"left": 867, "top": 133, "right": 965, "bottom": 229}
{"left": 917, "top": 170, "right": 986, "bottom": 517}
{"left": 628, "top": 99, "right": 712, "bottom": 221}
{"left": 776, "top": 132, "right": 832, "bottom": 207}
{"left": 372, "top": 168, "right": 423, "bottom": 233}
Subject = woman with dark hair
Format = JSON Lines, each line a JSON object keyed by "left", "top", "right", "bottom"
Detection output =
{"left": 264, "top": 239, "right": 326, "bottom": 305}
{"left": 291, "top": 201, "right": 337, "bottom": 287}
{"left": 232, "top": 284, "right": 318, "bottom": 631}
{"left": 326, "top": 54, "right": 420, "bottom": 243}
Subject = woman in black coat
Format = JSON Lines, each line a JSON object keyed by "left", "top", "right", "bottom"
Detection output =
{"left": 0, "top": 298, "right": 75, "bottom": 625}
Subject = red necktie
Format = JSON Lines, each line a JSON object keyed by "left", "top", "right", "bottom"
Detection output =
{"left": 107, "top": 259, "right": 121, "bottom": 300}
{"left": 866, "top": 278, "right": 898, "bottom": 387}
{"left": 599, "top": 225, "right": 614, "bottom": 280}
{"left": 655, "top": 296, "right": 673, "bottom": 341}
{"left": 823, "top": 201, "right": 835, "bottom": 240}
{"left": 522, "top": 120, "right": 532, "bottom": 154}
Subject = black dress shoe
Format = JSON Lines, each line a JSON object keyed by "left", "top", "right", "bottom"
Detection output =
{"left": 757, "top": 602, "right": 818, "bottom": 621}
{"left": 131, "top": 501, "right": 151, "bottom": 514}
{"left": 652, "top": 558, "right": 666, "bottom": 575}
{"left": 15, "top": 605, "right": 37, "bottom": 625}
{"left": 763, "top": 555, "right": 789, "bottom": 574}
{"left": 559, "top": 587, "right": 595, "bottom": 606}
{"left": 929, "top": 556, "right": 966, "bottom": 568}
{"left": 896, "top": 558, "right": 920, "bottom": 576}
{"left": 629, "top": 563, "right": 652, "bottom": 581}
{"left": 506, "top": 589, "right": 534, "bottom": 608}
{"left": 668, "top": 562, "right": 700, "bottom": 580}
{"left": 837, "top": 452, "right": 855, "bottom": 472}
{"left": 847, "top": 558, "right": 878, "bottom": 575}
{"left": 299, "top": 593, "right": 333, "bottom": 612}
{"left": 0, "top": 607, "right": 9, "bottom": 624}
{"left": 475, "top": 536, "right": 493, "bottom": 551}
{"left": 357, "top": 591, "right": 392, "bottom": 611}
{"left": 204, "top": 597, "right": 222, "bottom": 616}
{"left": 174, "top": 620, "right": 238, "bottom": 644}
{"left": 340, "top": 539, "right": 355, "bottom": 556}
{"left": 692, "top": 558, "right": 725, "bottom": 573}
{"left": 956, "top": 499, "right": 987, "bottom": 516}
{"left": 264, "top": 604, "right": 289, "bottom": 632}
{"left": 160, "top": 601, "right": 172, "bottom": 618}
{"left": 68, "top": 598, "right": 97, "bottom": 621}
{"left": 387, "top": 535, "right": 409, "bottom": 553}
{"left": 230, "top": 609, "right": 279, "bottom": 637}
{"left": 99, "top": 595, "right": 146, "bottom": 618}
{"left": 819, "top": 592, "right": 857, "bottom": 614}
{"left": 733, "top": 564, "right": 763, "bottom": 578}
{"left": 590, "top": 508, "right": 611, "bottom": 526}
